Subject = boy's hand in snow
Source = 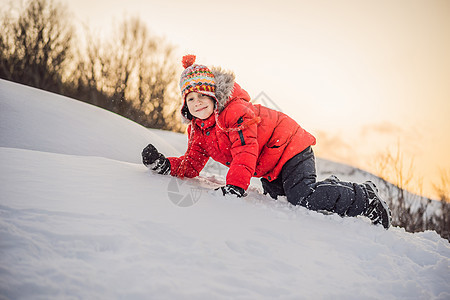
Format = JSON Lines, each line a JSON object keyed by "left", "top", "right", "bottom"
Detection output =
{"left": 142, "top": 144, "right": 171, "bottom": 175}
{"left": 215, "top": 184, "right": 246, "bottom": 198}
{"left": 142, "top": 144, "right": 160, "bottom": 166}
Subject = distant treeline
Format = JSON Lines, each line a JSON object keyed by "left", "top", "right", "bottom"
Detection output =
{"left": 382, "top": 179, "right": 449, "bottom": 241}
{"left": 0, "top": 0, "right": 184, "bottom": 132}
{"left": 375, "top": 149, "right": 449, "bottom": 241}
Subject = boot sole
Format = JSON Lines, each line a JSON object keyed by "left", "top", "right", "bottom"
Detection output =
{"left": 365, "top": 181, "right": 392, "bottom": 229}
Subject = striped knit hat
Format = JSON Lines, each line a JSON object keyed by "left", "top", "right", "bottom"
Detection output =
{"left": 180, "top": 55, "right": 216, "bottom": 101}
{"left": 179, "top": 55, "right": 216, "bottom": 120}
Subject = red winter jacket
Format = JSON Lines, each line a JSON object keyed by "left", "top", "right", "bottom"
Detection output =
{"left": 168, "top": 68, "right": 316, "bottom": 190}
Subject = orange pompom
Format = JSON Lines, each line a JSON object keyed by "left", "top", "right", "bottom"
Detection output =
{"left": 182, "top": 55, "right": 196, "bottom": 69}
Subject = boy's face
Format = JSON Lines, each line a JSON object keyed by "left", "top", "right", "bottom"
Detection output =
{"left": 186, "top": 92, "right": 215, "bottom": 120}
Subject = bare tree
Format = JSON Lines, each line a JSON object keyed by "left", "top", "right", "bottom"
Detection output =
{"left": 373, "top": 141, "right": 416, "bottom": 228}
{"left": 0, "top": 0, "right": 73, "bottom": 93}
{"left": 73, "top": 16, "right": 183, "bottom": 131}
{"left": 372, "top": 144, "right": 450, "bottom": 240}
{"left": 432, "top": 169, "right": 450, "bottom": 240}
{"left": 433, "top": 169, "right": 449, "bottom": 202}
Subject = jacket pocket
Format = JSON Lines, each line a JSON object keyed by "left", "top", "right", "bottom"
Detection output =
{"left": 266, "top": 137, "right": 287, "bottom": 149}
{"left": 238, "top": 130, "right": 245, "bottom": 146}
{"left": 255, "top": 140, "right": 288, "bottom": 176}
{"left": 237, "top": 116, "right": 245, "bottom": 146}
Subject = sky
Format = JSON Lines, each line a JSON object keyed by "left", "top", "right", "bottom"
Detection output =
{"left": 6, "top": 0, "right": 450, "bottom": 199}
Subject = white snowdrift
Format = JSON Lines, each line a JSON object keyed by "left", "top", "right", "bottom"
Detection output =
{"left": 0, "top": 79, "right": 449, "bottom": 299}
{"left": 0, "top": 80, "right": 180, "bottom": 162}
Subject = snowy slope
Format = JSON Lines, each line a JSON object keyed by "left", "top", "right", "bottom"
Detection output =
{"left": 0, "top": 79, "right": 449, "bottom": 299}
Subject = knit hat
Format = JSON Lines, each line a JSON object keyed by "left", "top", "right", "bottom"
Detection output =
{"left": 180, "top": 55, "right": 216, "bottom": 120}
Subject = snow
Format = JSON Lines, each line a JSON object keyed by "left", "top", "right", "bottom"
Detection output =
{"left": 0, "top": 79, "right": 449, "bottom": 299}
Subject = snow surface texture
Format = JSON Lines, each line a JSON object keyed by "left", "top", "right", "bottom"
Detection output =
{"left": 0, "top": 79, "right": 449, "bottom": 299}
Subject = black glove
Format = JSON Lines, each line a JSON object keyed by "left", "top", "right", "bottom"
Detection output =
{"left": 215, "top": 184, "right": 246, "bottom": 197}
{"left": 141, "top": 144, "right": 171, "bottom": 175}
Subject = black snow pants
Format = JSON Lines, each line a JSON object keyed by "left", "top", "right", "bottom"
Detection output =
{"left": 261, "top": 147, "right": 368, "bottom": 217}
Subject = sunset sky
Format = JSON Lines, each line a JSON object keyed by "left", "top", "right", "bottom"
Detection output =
{"left": 7, "top": 0, "right": 450, "bottom": 198}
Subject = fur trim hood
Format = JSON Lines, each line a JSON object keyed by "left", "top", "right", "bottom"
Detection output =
{"left": 210, "top": 67, "right": 235, "bottom": 113}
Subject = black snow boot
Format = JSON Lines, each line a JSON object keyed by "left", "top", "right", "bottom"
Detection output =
{"left": 362, "top": 181, "right": 392, "bottom": 229}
